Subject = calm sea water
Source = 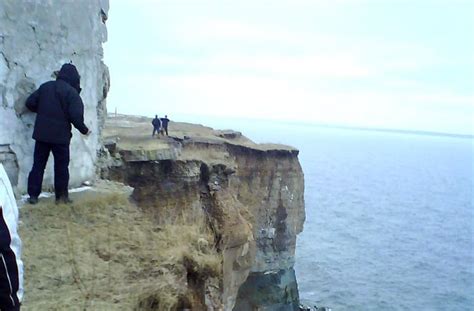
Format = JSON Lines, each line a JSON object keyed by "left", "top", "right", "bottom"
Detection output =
{"left": 188, "top": 116, "right": 473, "bottom": 310}
{"left": 241, "top": 122, "right": 473, "bottom": 311}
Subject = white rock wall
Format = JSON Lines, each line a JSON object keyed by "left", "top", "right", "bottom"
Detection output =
{"left": 0, "top": 0, "right": 109, "bottom": 194}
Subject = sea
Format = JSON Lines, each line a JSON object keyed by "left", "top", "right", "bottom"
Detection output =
{"left": 200, "top": 117, "right": 473, "bottom": 311}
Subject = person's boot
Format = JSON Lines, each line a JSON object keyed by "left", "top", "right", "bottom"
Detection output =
{"left": 28, "top": 197, "right": 38, "bottom": 205}
{"left": 55, "top": 196, "right": 73, "bottom": 205}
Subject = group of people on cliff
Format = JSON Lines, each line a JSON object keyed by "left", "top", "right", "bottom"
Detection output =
{"left": 22, "top": 63, "right": 173, "bottom": 206}
{"left": 152, "top": 115, "right": 170, "bottom": 137}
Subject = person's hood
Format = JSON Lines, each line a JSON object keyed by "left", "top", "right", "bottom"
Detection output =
{"left": 57, "top": 63, "right": 81, "bottom": 93}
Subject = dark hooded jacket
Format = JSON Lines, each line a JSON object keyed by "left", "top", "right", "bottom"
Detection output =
{"left": 26, "top": 63, "right": 89, "bottom": 144}
{"left": 160, "top": 117, "right": 169, "bottom": 128}
{"left": 152, "top": 117, "right": 161, "bottom": 128}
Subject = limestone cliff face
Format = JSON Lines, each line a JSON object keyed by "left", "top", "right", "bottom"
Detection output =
{"left": 102, "top": 115, "right": 306, "bottom": 310}
{"left": 0, "top": 0, "right": 110, "bottom": 193}
{"left": 228, "top": 144, "right": 305, "bottom": 272}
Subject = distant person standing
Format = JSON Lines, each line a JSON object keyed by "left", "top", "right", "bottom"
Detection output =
{"left": 152, "top": 115, "right": 161, "bottom": 137}
{"left": 26, "top": 63, "right": 91, "bottom": 205}
{"left": 160, "top": 115, "right": 170, "bottom": 136}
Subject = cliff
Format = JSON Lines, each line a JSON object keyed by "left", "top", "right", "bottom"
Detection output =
{"left": 1, "top": 1, "right": 306, "bottom": 309}
{"left": 102, "top": 115, "right": 306, "bottom": 310}
{"left": 19, "top": 115, "right": 306, "bottom": 310}
{"left": 0, "top": 0, "right": 110, "bottom": 194}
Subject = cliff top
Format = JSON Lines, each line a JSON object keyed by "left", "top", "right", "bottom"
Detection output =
{"left": 103, "top": 114, "right": 299, "bottom": 163}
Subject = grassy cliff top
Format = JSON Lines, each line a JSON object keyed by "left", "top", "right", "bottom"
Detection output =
{"left": 19, "top": 181, "right": 221, "bottom": 310}
{"left": 103, "top": 114, "right": 298, "bottom": 156}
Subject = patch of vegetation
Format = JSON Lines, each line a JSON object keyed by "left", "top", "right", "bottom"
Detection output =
{"left": 19, "top": 191, "right": 221, "bottom": 310}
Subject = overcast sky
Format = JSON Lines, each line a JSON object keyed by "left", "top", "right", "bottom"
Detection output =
{"left": 104, "top": 0, "right": 473, "bottom": 135}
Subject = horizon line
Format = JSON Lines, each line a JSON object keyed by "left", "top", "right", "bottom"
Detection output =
{"left": 107, "top": 112, "right": 474, "bottom": 140}
{"left": 311, "top": 123, "right": 474, "bottom": 140}
{"left": 184, "top": 114, "right": 474, "bottom": 139}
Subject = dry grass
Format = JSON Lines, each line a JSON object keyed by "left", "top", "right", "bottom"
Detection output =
{"left": 19, "top": 191, "right": 221, "bottom": 310}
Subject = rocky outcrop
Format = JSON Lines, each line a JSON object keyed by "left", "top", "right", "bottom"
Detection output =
{"left": 102, "top": 115, "right": 306, "bottom": 310}
{"left": 0, "top": 0, "right": 110, "bottom": 194}
{"left": 1, "top": 1, "right": 306, "bottom": 307}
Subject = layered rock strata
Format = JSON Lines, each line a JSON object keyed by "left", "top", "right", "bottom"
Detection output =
{"left": 0, "top": 0, "right": 110, "bottom": 193}
{"left": 102, "top": 115, "right": 306, "bottom": 310}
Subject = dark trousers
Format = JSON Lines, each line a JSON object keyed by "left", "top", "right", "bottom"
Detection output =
{"left": 27, "top": 141, "right": 70, "bottom": 199}
{"left": 152, "top": 126, "right": 160, "bottom": 136}
{"left": 0, "top": 210, "right": 20, "bottom": 311}
{"left": 163, "top": 125, "right": 168, "bottom": 136}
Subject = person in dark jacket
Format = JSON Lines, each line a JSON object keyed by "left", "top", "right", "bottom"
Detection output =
{"left": 160, "top": 115, "right": 170, "bottom": 136}
{"left": 152, "top": 115, "right": 161, "bottom": 137}
{"left": 25, "top": 63, "right": 90, "bottom": 205}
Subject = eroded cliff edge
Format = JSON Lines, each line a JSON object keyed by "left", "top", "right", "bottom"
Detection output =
{"left": 102, "top": 115, "right": 306, "bottom": 310}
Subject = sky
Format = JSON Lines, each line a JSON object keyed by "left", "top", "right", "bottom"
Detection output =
{"left": 104, "top": 0, "right": 474, "bottom": 135}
